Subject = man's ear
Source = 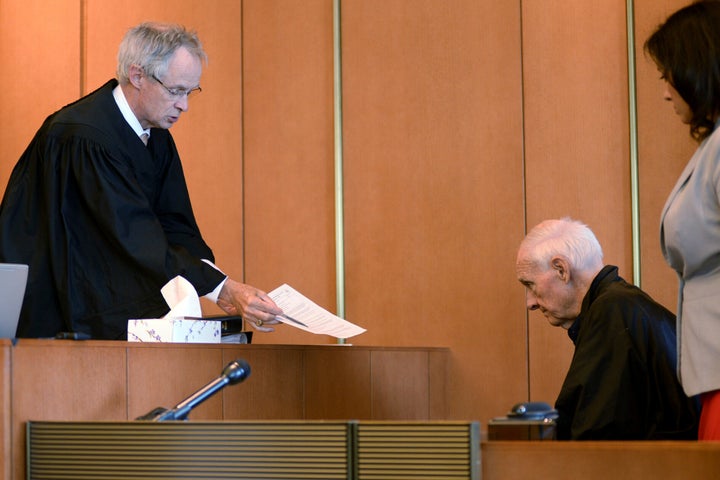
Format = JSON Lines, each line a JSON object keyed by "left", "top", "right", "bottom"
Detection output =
{"left": 128, "top": 64, "right": 144, "bottom": 89}
{"left": 550, "top": 256, "right": 571, "bottom": 283}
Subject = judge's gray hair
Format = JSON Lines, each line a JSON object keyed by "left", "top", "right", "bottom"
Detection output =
{"left": 520, "top": 217, "right": 604, "bottom": 273}
{"left": 116, "top": 22, "right": 207, "bottom": 84}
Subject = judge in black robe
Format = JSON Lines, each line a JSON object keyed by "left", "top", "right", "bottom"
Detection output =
{"left": 0, "top": 79, "right": 227, "bottom": 339}
{"left": 1, "top": 23, "right": 283, "bottom": 340}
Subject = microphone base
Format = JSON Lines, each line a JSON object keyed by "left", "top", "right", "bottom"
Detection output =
{"left": 135, "top": 407, "right": 170, "bottom": 421}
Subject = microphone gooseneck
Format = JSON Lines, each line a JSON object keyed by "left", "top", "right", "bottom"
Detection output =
{"left": 136, "top": 359, "right": 251, "bottom": 421}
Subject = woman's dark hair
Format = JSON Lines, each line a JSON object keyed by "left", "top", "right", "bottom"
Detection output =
{"left": 644, "top": 0, "right": 720, "bottom": 142}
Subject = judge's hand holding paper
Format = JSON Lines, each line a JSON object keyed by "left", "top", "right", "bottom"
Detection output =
{"left": 217, "top": 278, "right": 283, "bottom": 332}
{"left": 218, "top": 282, "right": 367, "bottom": 338}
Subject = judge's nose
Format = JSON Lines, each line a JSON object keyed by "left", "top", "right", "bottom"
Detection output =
{"left": 175, "top": 95, "right": 189, "bottom": 112}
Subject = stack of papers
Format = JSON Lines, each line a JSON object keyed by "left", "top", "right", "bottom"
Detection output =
{"left": 268, "top": 284, "right": 366, "bottom": 339}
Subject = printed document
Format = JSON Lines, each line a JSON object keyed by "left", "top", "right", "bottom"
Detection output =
{"left": 268, "top": 284, "right": 366, "bottom": 338}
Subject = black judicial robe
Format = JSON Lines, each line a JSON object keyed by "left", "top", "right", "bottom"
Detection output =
{"left": 555, "top": 265, "right": 699, "bottom": 440}
{"left": 0, "top": 80, "right": 225, "bottom": 340}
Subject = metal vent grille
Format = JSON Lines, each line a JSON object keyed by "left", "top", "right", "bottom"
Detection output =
{"left": 27, "top": 421, "right": 350, "bottom": 479}
{"left": 355, "top": 422, "right": 480, "bottom": 480}
{"left": 27, "top": 421, "right": 479, "bottom": 480}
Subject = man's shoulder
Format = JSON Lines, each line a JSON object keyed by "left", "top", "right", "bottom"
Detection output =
{"left": 586, "top": 280, "right": 676, "bottom": 345}
{"left": 40, "top": 81, "right": 130, "bottom": 147}
{"left": 52, "top": 80, "right": 117, "bottom": 123}
{"left": 598, "top": 279, "right": 671, "bottom": 313}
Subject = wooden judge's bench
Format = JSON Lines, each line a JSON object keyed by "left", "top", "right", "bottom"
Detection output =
{"left": 1, "top": 339, "right": 448, "bottom": 480}
{"left": 3, "top": 339, "right": 720, "bottom": 480}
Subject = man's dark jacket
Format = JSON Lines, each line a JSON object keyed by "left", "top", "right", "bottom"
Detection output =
{"left": 556, "top": 265, "right": 699, "bottom": 440}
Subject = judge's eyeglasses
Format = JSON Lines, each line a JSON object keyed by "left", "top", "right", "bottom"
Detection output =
{"left": 151, "top": 74, "right": 201, "bottom": 99}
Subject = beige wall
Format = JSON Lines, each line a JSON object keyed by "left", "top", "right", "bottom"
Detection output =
{"left": 0, "top": 0, "right": 697, "bottom": 427}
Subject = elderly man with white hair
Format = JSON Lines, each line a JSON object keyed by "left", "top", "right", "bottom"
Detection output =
{"left": 516, "top": 217, "right": 698, "bottom": 440}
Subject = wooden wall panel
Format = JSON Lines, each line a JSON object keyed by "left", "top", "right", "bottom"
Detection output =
{"left": 126, "top": 344, "right": 223, "bottom": 420}
{"left": 483, "top": 441, "right": 720, "bottom": 480}
{"left": 305, "top": 348, "right": 372, "bottom": 419}
{"left": 370, "top": 350, "right": 429, "bottom": 419}
{"left": 222, "top": 346, "right": 305, "bottom": 419}
{"left": 242, "top": 0, "right": 338, "bottom": 346}
{"left": 341, "top": 0, "right": 527, "bottom": 423}
{"left": 521, "top": 0, "right": 632, "bottom": 404}
{"left": 428, "top": 349, "right": 448, "bottom": 419}
{"left": 11, "top": 342, "right": 128, "bottom": 420}
{"left": 0, "top": 0, "right": 80, "bottom": 196}
{"left": 635, "top": 0, "right": 698, "bottom": 312}
{"left": 10, "top": 341, "right": 127, "bottom": 480}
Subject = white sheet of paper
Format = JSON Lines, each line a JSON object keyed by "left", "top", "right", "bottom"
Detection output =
{"left": 268, "top": 284, "right": 366, "bottom": 338}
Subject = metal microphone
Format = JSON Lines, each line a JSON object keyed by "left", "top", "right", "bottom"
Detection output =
{"left": 136, "top": 359, "right": 251, "bottom": 421}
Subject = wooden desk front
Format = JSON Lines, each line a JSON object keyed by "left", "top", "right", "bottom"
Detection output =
{"left": 482, "top": 441, "right": 720, "bottom": 479}
{"left": 0, "top": 340, "right": 448, "bottom": 480}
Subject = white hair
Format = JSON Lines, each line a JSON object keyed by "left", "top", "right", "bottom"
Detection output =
{"left": 520, "top": 217, "right": 604, "bottom": 272}
{"left": 116, "top": 22, "right": 207, "bottom": 84}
